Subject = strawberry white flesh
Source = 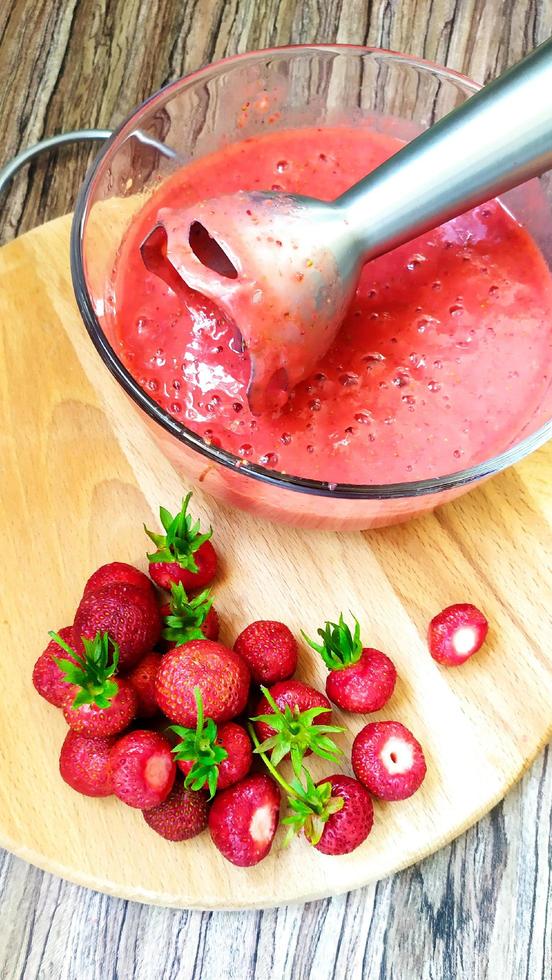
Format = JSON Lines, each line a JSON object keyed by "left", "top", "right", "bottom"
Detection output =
{"left": 250, "top": 803, "right": 277, "bottom": 845}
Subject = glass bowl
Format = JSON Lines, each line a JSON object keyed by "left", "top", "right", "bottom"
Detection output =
{"left": 71, "top": 45, "right": 552, "bottom": 530}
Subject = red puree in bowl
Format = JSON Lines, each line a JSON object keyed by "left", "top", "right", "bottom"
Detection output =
{"left": 114, "top": 127, "right": 552, "bottom": 483}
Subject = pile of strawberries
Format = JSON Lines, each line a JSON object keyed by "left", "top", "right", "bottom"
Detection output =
{"left": 33, "top": 493, "right": 489, "bottom": 867}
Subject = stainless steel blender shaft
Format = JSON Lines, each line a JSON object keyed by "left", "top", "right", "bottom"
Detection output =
{"left": 337, "top": 37, "right": 552, "bottom": 261}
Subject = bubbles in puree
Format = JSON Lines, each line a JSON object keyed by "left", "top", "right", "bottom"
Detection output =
{"left": 113, "top": 126, "right": 552, "bottom": 483}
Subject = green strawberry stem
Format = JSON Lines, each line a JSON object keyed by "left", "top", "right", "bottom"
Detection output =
{"left": 162, "top": 583, "right": 214, "bottom": 645}
{"left": 145, "top": 493, "right": 213, "bottom": 574}
{"left": 247, "top": 723, "right": 344, "bottom": 846}
{"left": 169, "top": 686, "right": 228, "bottom": 798}
{"left": 302, "top": 613, "right": 364, "bottom": 671}
{"left": 251, "top": 685, "right": 344, "bottom": 778}
{"left": 50, "top": 630, "right": 120, "bottom": 710}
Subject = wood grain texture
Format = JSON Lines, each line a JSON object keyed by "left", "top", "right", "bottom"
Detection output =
{"left": 0, "top": 0, "right": 551, "bottom": 976}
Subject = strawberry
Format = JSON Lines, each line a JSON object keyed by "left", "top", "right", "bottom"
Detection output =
{"left": 250, "top": 724, "right": 374, "bottom": 856}
{"left": 33, "top": 626, "right": 79, "bottom": 707}
{"left": 428, "top": 603, "right": 489, "bottom": 666}
{"left": 63, "top": 680, "right": 136, "bottom": 737}
{"left": 303, "top": 614, "right": 396, "bottom": 713}
{"left": 252, "top": 680, "right": 343, "bottom": 777}
{"left": 126, "top": 652, "right": 162, "bottom": 717}
{"left": 170, "top": 688, "right": 252, "bottom": 796}
{"left": 311, "top": 776, "right": 374, "bottom": 855}
{"left": 208, "top": 774, "right": 281, "bottom": 866}
{"left": 155, "top": 639, "right": 250, "bottom": 726}
{"left": 59, "top": 731, "right": 116, "bottom": 797}
{"left": 83, "top": 562, "right": 153, "bottom": 597}
{"left": 145, "top": 494, "right": 217, "bottom": 591}
{"left": 110, "top": 730, "right": 176, "bottom": 809}
{"left": 233, "top": 621, "right": 298, "bottom": 685}
{"left": 73, "top": 582, "right": 161, "bottom": 672}
{"left": 143, "top": 778, "right": 209, "bottom": 841}
{"left": 161, "top": 583, "right": 219, "bottom": 648}
{"left": 352, "top": 720, "right": 427, "bottom": 800}
{"left": 52, "top": 630, "right": 137, "bottom": 736}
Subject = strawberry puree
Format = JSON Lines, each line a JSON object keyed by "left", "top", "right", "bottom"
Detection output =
{"left": 113, "top": 127, "right": 552, "bottom": 483}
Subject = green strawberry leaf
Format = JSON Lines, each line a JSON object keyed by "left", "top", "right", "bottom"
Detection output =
{"left": 302, "top": 613, "right": 364, "bottom": 670}
{"left": 162, "top": 583, "right": 214, "bottom": 645}
{"left": 169, "top": 687, "right": 228, "bottom": 799}
{"left": 49, "top": 630, "right": 120, "bottom": 711}
{"left": 145, "top": 494, "right": 213, "bottom": 574}
{"left": 251, "top": 687, "right": 345, "bottom": 779}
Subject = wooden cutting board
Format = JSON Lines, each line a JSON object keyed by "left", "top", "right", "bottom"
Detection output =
{"left": 0, "top": 215, "right": 551, "bottom": 910}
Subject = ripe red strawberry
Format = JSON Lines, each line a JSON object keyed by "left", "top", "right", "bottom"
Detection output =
{"left": 73, "top": 582, "right": 161, "bottom": 671}
{"left": 428, "top": 603, "right": 489, "bottom": 666}
{"left": 233, "top": 621, "right": 297, "bottom": 685}
{"left": 161, "top": 583, "right": 219, "bottom": 648}
{"left": 59, "top": 731, "right": 116, "bottom": 797}
{"left": 170, "top": 689, "right": 252, "bottom": 795}
{"left": 143, "top": 778, "right": 209, "bottom": 841}
{"left": 53, "top": 630, "right": 137, "bottom": 736}
{"left": 208, "top": 774, "right": 280, "bottom": 866}
{"left": 126, "top": 652, "right": 162, "bottom": 717}
{"left": 110, "top": 730, "right": 176, "bottom": 809}
{"left": 304, "top": 614, "right": 396, "bottom": 713}
{"left": 145, "top": 494, "right": 217, "bottom": 591}
{"left": 63, "top": 680, "right": 136, "bottom": 736}
{"left": 310, "top": 775, "right": 374, "bottom": 855}
{"left": 352, "top": 720, "right": 427, "bottom": 800}
{"left": 155, "top": 639, "right": 250, "bottom": 726}
{"left": 252, "top": 680, "right": 343, "bottom": 777}
{"left": 33, "top": 626, "right": 79, "bottom": 707}
{"left": 83, "top": 562, "right": 153, "bottom": 597}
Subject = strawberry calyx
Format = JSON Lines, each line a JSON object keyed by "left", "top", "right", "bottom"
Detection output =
{"left": 145, "top": 493, "right": 212, "bottom": 574}
{"left": 302, "top": 613, "right": 363, "bottom": 671}
{"left": 169, "top": 687, "right": 228, "bottom": 798}
{"left": 50, "top": 630, "right": 119, "bottom": 709}
{"left": 248, "top": 724, "right": 344, "bottom": 846}
{"left": 162, "top": 583, "right": 214, "bottom": 645}
{"left": 251, "top": 686, "right": 344, "bottom": 778}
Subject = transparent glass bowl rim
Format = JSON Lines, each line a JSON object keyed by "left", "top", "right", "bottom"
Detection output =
{"left": 70, "top": 43, "right": 552, "bottom": 502}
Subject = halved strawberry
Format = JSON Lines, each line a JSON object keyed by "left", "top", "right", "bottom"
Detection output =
{"left": 428, "top": 603, "right": 488, "bottom": 666}
{"left": 145, "top": 494, "right": 217, "bottom": 592}
{"left": 303, "top": 614, "right": 396, "bottom": 713}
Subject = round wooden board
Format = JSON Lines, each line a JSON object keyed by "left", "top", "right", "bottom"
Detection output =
{"left": 0, "top": 215, "right": 551, "bottom": 910}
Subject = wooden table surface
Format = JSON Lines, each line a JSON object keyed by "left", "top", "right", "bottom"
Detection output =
{"left": 0, "top": 1, "right": 550, "bottom": 978}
